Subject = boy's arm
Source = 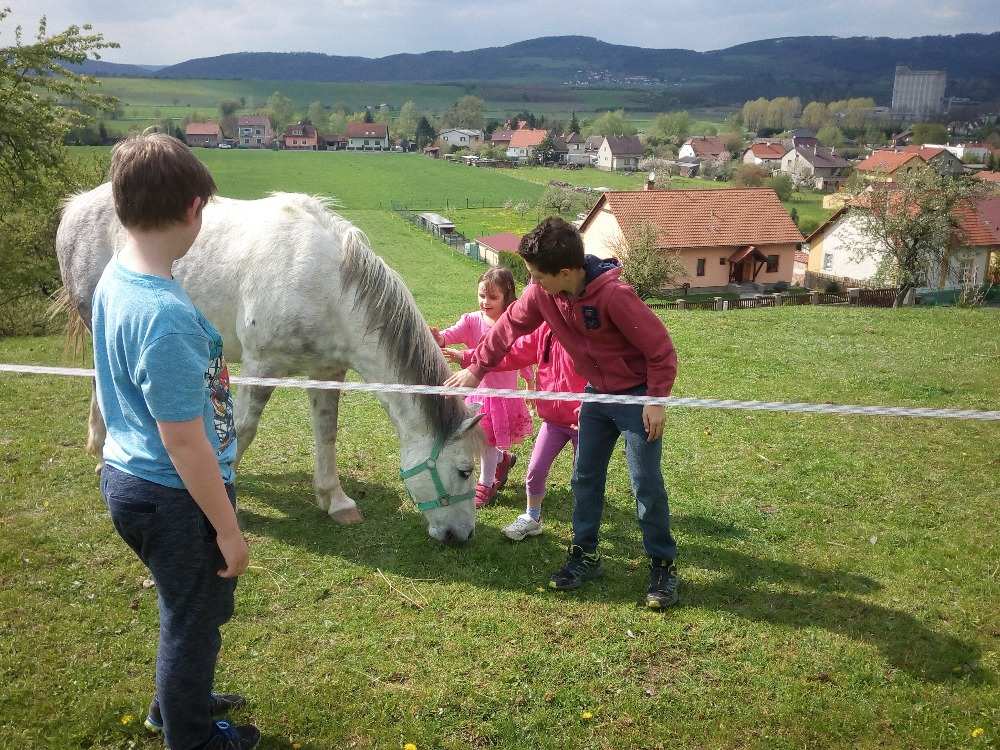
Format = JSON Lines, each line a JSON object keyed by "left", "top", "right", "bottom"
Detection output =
{"left": 606, "top": 288, "right": 678, "bottom": 398}
{"left": 459, "top": 329, "right": 538, "bottom": 372}
{"left": 158, "top": 419, "right": 248, "bottom": 578}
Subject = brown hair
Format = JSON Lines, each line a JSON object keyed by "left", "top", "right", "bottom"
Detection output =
{"left": 479, "top": 267, "right": 517, "bottom": 312}
{"left": 518, "top": 216, "right": 585, "bottom": 275}
{"left": 109, "top": 133, "right": 217, "bottom": 229}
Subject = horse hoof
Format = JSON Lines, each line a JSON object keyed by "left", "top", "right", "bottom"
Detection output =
{"left": 331, "top": 507, "right": 364, "bottom": 525}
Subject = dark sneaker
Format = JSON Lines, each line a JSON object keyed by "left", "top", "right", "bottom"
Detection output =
{"left": 548, "top": 545, "right": 603, "bottom": 590}
{"left": 202, "top": 720, "right": 261, "bottom": 750}
{"left": 646, "top": 559, "right": 679, "bottom": 609}
{"left": 145, "top": 693, "right": 247, "bottom": 734}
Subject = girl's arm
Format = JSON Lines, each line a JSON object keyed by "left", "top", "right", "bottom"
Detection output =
{"left": 438, "top": 313, "right": 477, "bottom": 348}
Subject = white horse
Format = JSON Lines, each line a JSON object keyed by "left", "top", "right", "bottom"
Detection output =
{"left": 56, "top": 184, "right": 482, "bottom": 544}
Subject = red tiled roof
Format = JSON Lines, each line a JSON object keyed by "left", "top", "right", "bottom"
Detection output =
{"left": 794, "top": 250, "right": 809, "bottom": 265}
{"left": 185, "top": 121, "right": 221, "bottom": 136}
{"left": 491, "top": 129, "right": 515, "bottom": 143}
{"left": 974, "top": 171, "right": 1000, "bottom": 183}
{"left": 509, "top": 129, "right": 548, "bottom": 148}
{"left": 955, "top": 197, "right": 1000, "bottom": 246}
{"left": 346, "top": 121, "right": 388, "bottom": 138}
{"left": 901, "top": 145, "right": 952, "bottom": 160}
{"left": 684, "top": 136, "right": 727, "bottom": 158}
{"left": 581, "top": 188, "right": 803, "bottom": 250}
{"left": 747, "top": 142, "right": 787, "bottom": 159}
{"left": 856, "top": 150, "right": 926, "bottom": 174}
{"left": 476, "top": 232, "right": 522, "bottom": 253}
{"left": 237, "top": 115, "right": 270, "bottom": 127}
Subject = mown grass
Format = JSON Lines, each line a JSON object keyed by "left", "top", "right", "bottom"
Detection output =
{"left": 4, "top": 148, "right": 996, "bottom": 749}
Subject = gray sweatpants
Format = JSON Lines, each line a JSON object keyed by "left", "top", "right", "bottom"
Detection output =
{"left": 101, "top": 465, "right": 237, "bottom": 750}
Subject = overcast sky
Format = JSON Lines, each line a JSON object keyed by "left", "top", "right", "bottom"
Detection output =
{"left": 5, "top": 0, "right": 999, "bottom": 65}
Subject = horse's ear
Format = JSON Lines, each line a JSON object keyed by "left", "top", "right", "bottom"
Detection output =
{"left": 456, "top": 408, "right": 484, "bottom": 436}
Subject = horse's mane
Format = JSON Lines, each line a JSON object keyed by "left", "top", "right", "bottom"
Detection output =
{"left": 333, "top": 208, "right": 468, "bottom": 439}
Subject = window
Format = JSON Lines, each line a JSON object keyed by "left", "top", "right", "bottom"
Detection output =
{"left": 766, "top": 255, "right": 779, "bottom": 272}
{"left": 696, "top": 258, "right": 706, "bottom": 276}
{"left": 720, "top": 257, "right": 727, "bottom": 266}
{"left": 822, "top": 253, "right": 833, "bottom": 272}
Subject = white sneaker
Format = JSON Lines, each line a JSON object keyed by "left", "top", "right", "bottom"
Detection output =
{"left": 503, "top": 513, "right": 543, "bottom": 541}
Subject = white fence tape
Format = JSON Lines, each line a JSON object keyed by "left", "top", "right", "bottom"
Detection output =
{"left": 2, "top": 363, "right": 999, "bottom": 422}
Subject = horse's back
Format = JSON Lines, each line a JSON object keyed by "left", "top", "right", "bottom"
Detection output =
{"left": 56, "top": 183, "right": 119, "bottom": 326}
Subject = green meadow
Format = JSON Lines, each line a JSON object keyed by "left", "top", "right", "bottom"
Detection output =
{"left": 2, "top": 149, "right": 996, "bottom": 749}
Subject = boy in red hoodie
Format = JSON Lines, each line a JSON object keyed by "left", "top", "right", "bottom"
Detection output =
{"left": 445, "top": 217, "right": 679, "bottom": 608}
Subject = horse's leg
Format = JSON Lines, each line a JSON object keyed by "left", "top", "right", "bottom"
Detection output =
{"left": 308, "top": 371, "right": 363, "bottom": 525}
{"left": 233, "top": 376, "right": 276, "bottom": 470}
{"left": 86, "top": 379, "right": 106, "bottom": 475}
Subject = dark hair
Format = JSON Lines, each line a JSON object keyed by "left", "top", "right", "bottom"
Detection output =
{"left": 109, "top": 133, "right": 217, "bottom": 229}
{"left": 479, "top": 267, "right": 517, "bottom": 311}
{"left": 518, "top": 216, "right": 585, "bottom": 275}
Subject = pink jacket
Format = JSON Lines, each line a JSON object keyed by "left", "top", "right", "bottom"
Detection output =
{"left": 440, "top": 312, "right": 533, "bottom": 389}
{"left": 468, "top": 257, "right": 678, "bottom": 397}
{"left": 461, "top": 323, "right": 586, "bottom": 427}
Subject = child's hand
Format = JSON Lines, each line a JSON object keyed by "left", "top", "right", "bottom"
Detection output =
{"left": 442, "top": 347, "right": 464, "bottom": 364}
{"left": 642, "top": 404, "right": 665, "bottom": 443}
{"left": 429, "top": 326, "right": 444, "bottom": 347}
{"left": 444, "top": 368, "right": 481, "bottom": 389}
{"left": 217, "top": 529, "right": 250, "bottom": 578}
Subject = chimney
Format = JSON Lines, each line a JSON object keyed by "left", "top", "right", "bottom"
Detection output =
{"left": 813, "top": 144, "right": 817, "bottom": 156}
{"left": 645, "top": 171, "right": 655, "bottom": 191}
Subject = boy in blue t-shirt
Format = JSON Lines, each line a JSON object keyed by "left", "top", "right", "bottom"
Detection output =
{"left": 92, "top": 133, "right": 258, "bottom": 750}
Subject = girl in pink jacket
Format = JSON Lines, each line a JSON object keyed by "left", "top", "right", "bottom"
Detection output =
{"left": 449, "top": 322, "right": 587, "bottom": 540}
{"left": 432, "top": 268, "right": 534, "bottom": 508}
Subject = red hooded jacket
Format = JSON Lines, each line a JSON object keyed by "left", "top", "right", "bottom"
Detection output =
{"left": 468, "top": 257, "right": 678, "bottom": 397}
{"left": 461, "top": 323, "right": 586, "bottom": 427}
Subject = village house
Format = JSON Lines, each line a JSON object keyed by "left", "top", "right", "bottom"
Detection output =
{"left": 563, "top": 132, "right": 591, "bottom": 165}
{"left": 785, "top": 129, "right": 818, "bottom": 151}
{"left": 476, "top": 232, "right": 521, "bottom": 267}
{"left": 346, "top": 121, "right": 389, "bottom": 151}
{"left": 899, "top": 145, "right": 966, "bottom": 177}
{"left": 855, "top": 150, "right": 927, "bottom": 180}
{"left": 596, "top": 136, "right": 643, "bottom": 172}
{"left": 281, "top": 121, "right": 319, "bottom": 151}
{"left": 779, "top": 145, "right": 851, "bottom": 192}
{"left": 184, "top": 121, "right": 222, "bottom": 148}
{"left": 806, "top": 197, "right": 1000, "bottom": 288}
{"left": 236, "top": 115, "right": 273, "bottom": 148}
{"left": 742, "top": 142, "right": 787, "bottom": 172}
{"left": 439, "top": 128, "right": 484, "bottom": 150}
{"left": 324, "top": 134, "right": 348, "bottom": 151}
{"left": 490, "top": 129, "right": 515, "bottom": 149}
{"left": 975, "top": 171, "right": 1000, "bottom": 184}
{"left": 584, "top": 135, "right": 605, "bottom": 153}
{"left": 506, "top": 129, "right": 548, "bottom": 162}
{"left": 579, "top": 186, "right": 803, "bottom": 290}
{"left": 678, "top": 136, "right": 731, "bottom": 163}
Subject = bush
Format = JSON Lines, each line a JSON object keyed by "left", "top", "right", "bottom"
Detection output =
{"left": 733, "top": 163, "right": 769, "bottom": 187}
{"left": 498, "top": 251, "right": 529, "bottom": 285}
{"left": 799, "top": 219, "right": 820, "bottom": 236}
{"left": 824, "top": 279, "right": 843, "bottom": 294}
{"left": 767, "top": 174, "right": 794, "bottom": 201}
{"left": 771, "top": 281, "right": 790, "bottom": 292}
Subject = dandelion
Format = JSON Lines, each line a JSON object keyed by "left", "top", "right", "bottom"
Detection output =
{"left": 404, "top": 743, "right": 418, "bottom": 750}
{"left": 580, "top": 711, "right": 593, "bottom": 721}
{"left": 972, "top": 728, "right": 984, "bottom": 738}
{"left": 119, "top": 714, "right": 134, "bottom": 726}
{"left": 292, "top": 743, "right": 302, "bottom": 749}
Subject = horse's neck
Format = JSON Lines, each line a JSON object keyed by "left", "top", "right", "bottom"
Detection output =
{"left": 350, "top": 343, "right": 431, "bottom": 442}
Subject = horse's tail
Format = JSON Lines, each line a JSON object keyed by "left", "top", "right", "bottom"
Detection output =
{"left": 47, "top": 286, "right": 89, "bottom": 362}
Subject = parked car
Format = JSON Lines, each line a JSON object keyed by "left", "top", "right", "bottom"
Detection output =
{"left": 218, "top": 142, "right": 233, "bottom": 149}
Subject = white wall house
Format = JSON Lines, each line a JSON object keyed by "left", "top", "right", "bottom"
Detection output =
{"left": 439, "top": 128, "right": 484, "bottom": 149}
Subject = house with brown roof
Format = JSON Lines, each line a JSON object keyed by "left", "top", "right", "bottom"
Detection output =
{"left": 584, "top": 135, "right": 605, "bottom": 152}
{"left": 579, "top": 187, "right": 803, "bottom": 290}
{"left": 742, "top": 142, "right": 787, "bottom": 172}
{"left": 806, "top": 197, "right": 1000, "bottom": 288}
{"left": 476, "top": 232, "right": 521, "bottom": 267}
{"left": 899, "top": 145, "right": 965, "bottom": 177}
{"left": 346, "top": 121, "right": 389, "bottom": 151}
{"left": 490, "top": 129, "right": 515, "bottom": 148}
{"left": 678, "top": 136, "right": 731, "bottom": 163}
{"left": 596, "top": 136, "right": 643, "bottom": 172}
{"left": 184, "top": 121, "right": 222, "bottom": 148}
{"left": 236, "top": 115, "right": 273, "bottom": 148}
{"left": 855, "top": 150, "right": 927, "bottom": 180}
{"left": 506, "top": 129, "right": 548, "bottom": 162}
{"left": 280, "top": 121, "right": 319, "bottom": 150}
{"left": 779, "top": 145, "right": 851, "bottom": 192}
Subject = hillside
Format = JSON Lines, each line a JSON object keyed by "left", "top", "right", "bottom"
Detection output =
{"left": 74, "top": 33, "right": 1000, "bottom": 105}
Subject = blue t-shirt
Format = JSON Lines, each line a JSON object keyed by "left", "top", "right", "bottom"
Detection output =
{"left": 91, "top": 258, "right": 237, "bottom": 489}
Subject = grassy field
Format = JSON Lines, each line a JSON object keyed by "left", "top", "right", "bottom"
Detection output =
{"left": 3, "top": 150, "right": 995, "bottom": 749}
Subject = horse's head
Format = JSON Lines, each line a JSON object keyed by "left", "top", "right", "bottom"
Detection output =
{"left": 399, "top": 411, "right": 483, "bottom": 544}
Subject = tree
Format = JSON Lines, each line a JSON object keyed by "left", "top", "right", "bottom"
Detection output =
{"left": 535, "top": 132, "right": 559, "bottom": 164}
{"left": 646, "top": 111, "right": 690, "bottom": 146}
{"left": 585, "top": 109, "right": 636, "bottom": 137}
{"left": 733, "top": 163, "right": 769, "bottom": 187}
{"left": 307, "top": 101, "right": 326, "bottom": 126}
{"left": 911, "top": 122, "right": 948, "bottom": 145}
{"left": 0, "top": 9, "right": 117, "bottom": 309}
{"left": 267, "top": 91, "right": 294, "bottom": 131}
{"left": 816, "top": 124, "right": 845, "bottom": 148}
{"left": 218, "top": 99, "right": 240, "bottom": 138}
{"left": 722, "top": 131, "right": 744, "bottom": 154}
{"left": 415, "top": 116, "right": 436, "bottom": 149}
{"left": 767, "top": 173, "right": 794, "bottom": 201}
{"left": 612, "top": 223, "right": 686, "bottom": 300}
{"left": 440, "top": 95, "right": 485, "bottom": 130}
{"left": 801, "top": 101, "right": 830, "bottom": 131}
{"left": 394, "top": 100, "right": 420, "bottom": 142}
{"left": 849, "top": 166, "right": 990, "bottom": 306}
{"left": 568, "top": 111, "right": 580, "bottom": 135}
{"left": 327, "top": 111, "right": 348, "bottom": 136}
{"left": 363, "top": 108, "right": 374, "bottom": 123}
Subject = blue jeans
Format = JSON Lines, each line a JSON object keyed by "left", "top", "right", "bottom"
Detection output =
{"left": 570, "top": 385, "right": 677, "bottom": 561}
{"left": 101, "top": 465, "right": 237, "bottom": 750}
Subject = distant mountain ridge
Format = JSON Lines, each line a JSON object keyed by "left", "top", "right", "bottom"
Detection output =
{"left": 76, "top": 33, "right": 1000, "bottom": 104}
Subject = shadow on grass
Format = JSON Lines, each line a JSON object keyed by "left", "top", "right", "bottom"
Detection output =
{"left": 238, "top": 471, "right": 987, "bottom": 685}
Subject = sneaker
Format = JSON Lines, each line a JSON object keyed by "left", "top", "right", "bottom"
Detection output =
{"left": 502, "top": 513, "right": 543, "bottom": 541}
{"left": 646, "top": 559, "right": 680, "bottom": 609}
{"left": 493, "top": 451, "right": 517, "bottom": 492}
{"left": 145, "top": 693, "right": 246, "bottom": 734}
{"left": 548, "top": 545, "right": 603, "bottom": 590}
{"left": 203, "top": 720, "right": 261, "bottom": 750}
{"left": 474, "top": 482, "right": 496, "bottom": 509}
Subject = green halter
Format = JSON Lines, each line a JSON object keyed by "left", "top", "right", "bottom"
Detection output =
{"left": 399, "top": 435, "right": 475, "bottom": 512}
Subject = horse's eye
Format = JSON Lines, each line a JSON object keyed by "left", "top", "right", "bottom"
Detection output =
{"left": 458, "top": 468, "right": 473, "bottom": 480}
